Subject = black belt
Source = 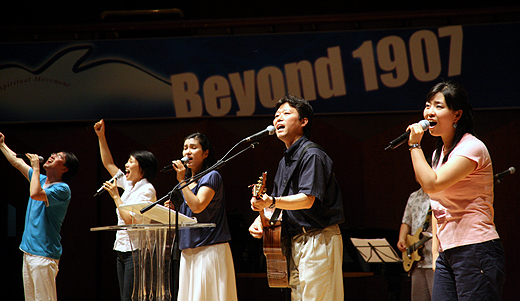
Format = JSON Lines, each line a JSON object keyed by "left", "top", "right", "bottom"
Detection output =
{"left": 288, "top": 226, "right": 320, "bottom": 238}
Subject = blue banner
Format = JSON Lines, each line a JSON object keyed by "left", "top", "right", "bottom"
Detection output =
{"left": 1, "top": 22, "right": 519, "bottom": 122}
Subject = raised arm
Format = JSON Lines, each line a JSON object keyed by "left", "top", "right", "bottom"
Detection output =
{"left": 94, "top": 120, "right": 119, "bottom": 177}
{"left": 0, "top": 132, "right": 31, "bottom": 180}
{"left": 27, "top": 153, "right": 49, "bottom": 203}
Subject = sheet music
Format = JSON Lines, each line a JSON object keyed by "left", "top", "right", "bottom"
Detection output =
{"left": 119, "top": 201, "right": 197, "bottom": 224}
{"left": 350, "top": 238, "right": 401, "bottom": 263}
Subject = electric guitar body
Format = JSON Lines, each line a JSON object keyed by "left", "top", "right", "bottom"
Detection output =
{"left": 402, "top": 228, "right": 433, "bottom": 272}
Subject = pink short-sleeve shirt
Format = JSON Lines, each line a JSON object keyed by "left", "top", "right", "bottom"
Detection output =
{"left": 429, "top": 134, "right": 499, "bottom": 251}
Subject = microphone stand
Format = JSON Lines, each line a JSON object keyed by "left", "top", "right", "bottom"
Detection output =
{"left": 495, "top": 175, "right": 505, "bottom": 185}
{"left": 139, "top": 139, "right": 261, "bottom": 300}
{"left": 494, "top": 167, "right": 516, "bottom": 185}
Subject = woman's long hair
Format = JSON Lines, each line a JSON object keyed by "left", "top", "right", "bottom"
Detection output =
{"left": 183, "top": 132, "right": 216, "bottom": 179}
{"left": 429, "top": 81, "right": 476, "bottom": 167}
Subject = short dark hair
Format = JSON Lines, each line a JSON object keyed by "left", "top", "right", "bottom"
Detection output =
{"left": 129, "top": 150, "right": 158, "bottom": 181}
{"left": 276, "top": 94, "right": 314, "bottom": 138}
{"left": 61, "top": 151, "right": 79, "bottom": 183}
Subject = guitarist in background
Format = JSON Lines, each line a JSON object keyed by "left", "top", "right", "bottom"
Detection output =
{"left": 397, "top": 188, "right": 434, "bottom": 301}
{"left": 249, "top": 94, "right": 345, "bottom": 301}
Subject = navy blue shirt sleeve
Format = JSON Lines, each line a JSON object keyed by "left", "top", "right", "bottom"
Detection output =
{"left": 178, "top": 170, "right": 231, "bottom": 249}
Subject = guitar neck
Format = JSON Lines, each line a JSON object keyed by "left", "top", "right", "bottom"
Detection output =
{"left": 410, "top": 234, "right": 432, "bottom": 252}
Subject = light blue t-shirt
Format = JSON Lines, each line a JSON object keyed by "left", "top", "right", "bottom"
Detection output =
{"left": 19, "top": 168, "right": 71, "bottom": 260}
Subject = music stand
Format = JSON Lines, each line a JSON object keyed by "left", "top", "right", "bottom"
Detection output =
{"left": 350, "top": 238, "right": 401, "bottom": 263}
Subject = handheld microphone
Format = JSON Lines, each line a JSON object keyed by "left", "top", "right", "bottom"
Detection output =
{"left": 241, "top": 125, "right": 276, "bottom": 143}
{"left": 16, "top": 153, "right": 44, "bottom": 163}
{"left": 160, "top": 157, "right": 189, "bottom": 173}
{"left": 94, "top": 170, "right": 125, "bottom": 197}
{"left": 494, "top": 167, "right": 516, "bottom": 181}
{"left": 385, "top": 120, "right": 430, "bottom": 151}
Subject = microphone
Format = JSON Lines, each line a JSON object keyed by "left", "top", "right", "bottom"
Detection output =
{"left": 160, "top": 157, "right": 189, "bottom": 173}
{"left": 241, "top": 125, "right": 276, "bottom": 143}
{"left": 17, "top": 153, "right": 44, "bottom": 163}
{"left": 494, "top": 167, "right": 516, "bottom": 182}
{"left": 94, "top": 170, "right": 125, "bottom": 197}
{"left": 385, "top": 120, "right": 430, "bottom": 151}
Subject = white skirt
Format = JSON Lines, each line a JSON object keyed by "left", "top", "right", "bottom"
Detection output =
{"left": 178, "top": 242, "right": 238, "bottom": 301}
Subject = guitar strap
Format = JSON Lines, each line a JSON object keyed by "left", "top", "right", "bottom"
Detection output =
{"left": 268, "top": 142, "right": 324, "bottom": 226}
{"left": 422, "top": 206, "right": 432, "bottom": 231}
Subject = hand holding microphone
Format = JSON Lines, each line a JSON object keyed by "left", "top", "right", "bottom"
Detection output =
{"left": 385, "top": 120, "right": 430, "bottom": 150}
{"left": 94, "top": 170, "right": 125, "bottom": 197}
{"left": 160, "top": 157, "right": 189, "bottom": 172}
{"left": 17, "top": 153, "right": 45, "bottom": 167}
{"left": 17, "top": 153, "right": 45, "bottom": 163}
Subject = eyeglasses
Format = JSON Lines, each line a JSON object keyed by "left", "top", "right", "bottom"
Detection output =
{"left": 51, "top": 153, "right": 65, "bottom": 160}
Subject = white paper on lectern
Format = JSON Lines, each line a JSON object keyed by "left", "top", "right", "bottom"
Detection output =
{"left": 350, "top": 238, "right": 401, "bottom": 263}
{"left": 120, "top": 201, "right": 197, "bottom": 224}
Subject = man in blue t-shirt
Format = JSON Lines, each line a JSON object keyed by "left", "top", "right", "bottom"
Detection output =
{"left": 0, "top": 132, "right": 78, "bottom": 301}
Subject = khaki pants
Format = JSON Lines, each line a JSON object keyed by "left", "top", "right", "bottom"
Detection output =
{"left": 289, "top": 224, "right": 344, "bottom": 301}
{"left": 411, "top": 268, "right": 434, "bottom": 301}
{"left": 22, "top": 252, "right": 59, "bottom": 301}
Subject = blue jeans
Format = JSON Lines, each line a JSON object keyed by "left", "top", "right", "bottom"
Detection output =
{"left": 432, "top": 239, "right": 505, "bottom": 301}
{"left": 116, "top": 251, "right": 138, "bottom": 301}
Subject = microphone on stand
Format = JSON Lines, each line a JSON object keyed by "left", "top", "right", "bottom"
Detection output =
{"left": 16, "top": 153, "right": 44, "bottom": 163}
{"left": 494, "top": 167, "right": 516, "bottom": 184}
{"left": 160, "top": 157, "right": 189, "bottom": 172}
{"left": 385, "top": 120, "right": 430, "bottom": 150}
{"left": 241, "top": 125, "right": 276, "bottom": 143}
{"left": 94, "top": 170, "right": 125, "bottom": 197}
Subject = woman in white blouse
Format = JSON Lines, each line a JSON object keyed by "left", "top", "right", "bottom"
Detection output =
{"left": 94, "top": 119, "right": 158, "bottom": 301}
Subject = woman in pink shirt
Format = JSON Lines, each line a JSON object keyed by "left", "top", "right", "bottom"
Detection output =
{"left": 406, "top": 81, "right": 505, "bottom": 301}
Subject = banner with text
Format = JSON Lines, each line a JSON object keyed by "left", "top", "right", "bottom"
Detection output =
{"left": 1, "top": 22, "right": 519, "bottom": 122}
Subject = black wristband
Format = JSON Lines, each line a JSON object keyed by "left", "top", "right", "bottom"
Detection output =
{"left": 269, "top": 196, "right": 276, "bottom": 208}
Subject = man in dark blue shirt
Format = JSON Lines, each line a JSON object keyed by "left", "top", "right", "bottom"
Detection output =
{"left": 249, "top": 94, "right": 344, "bottom": 300}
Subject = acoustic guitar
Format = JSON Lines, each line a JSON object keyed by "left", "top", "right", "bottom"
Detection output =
{"left": 250, "top": 172, "right": 289, "bottom": 288}
{"left": 402, "top": 228, "right": 433, "bottom": 272}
